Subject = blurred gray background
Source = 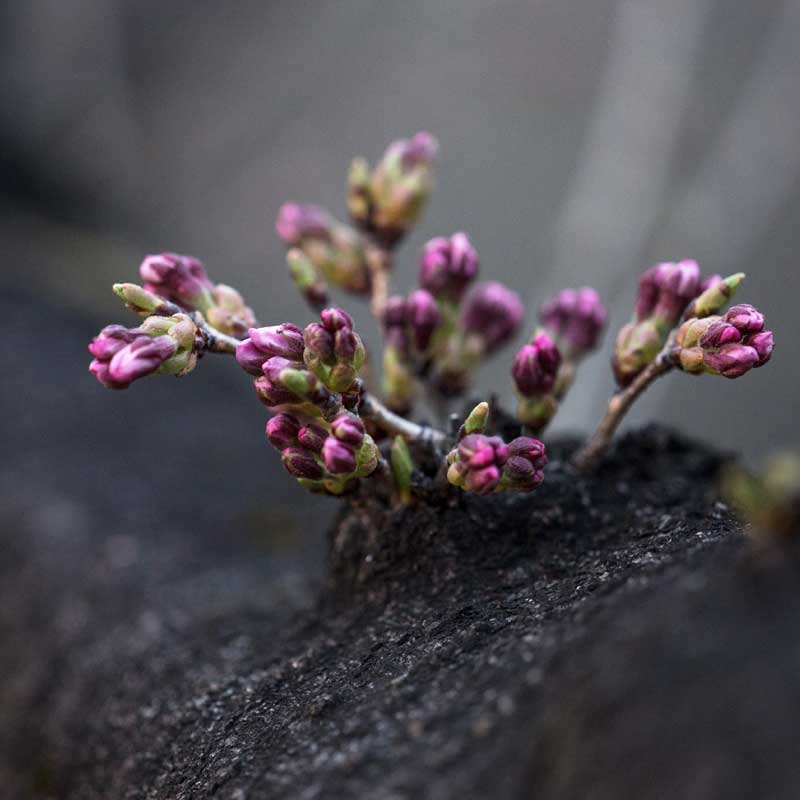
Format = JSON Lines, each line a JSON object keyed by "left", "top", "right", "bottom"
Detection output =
{"left": 1, "top": 0, "right": 799, "bottom": 538}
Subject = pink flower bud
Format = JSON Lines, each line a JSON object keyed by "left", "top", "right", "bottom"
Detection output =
{"left": 383, "top": 296, "right": 408, "bottom": 329}
{"left": 406, "top": 289, "right": 441, "bottom": 351}
{"left": 539, "top": 287, "right": 607, "bottom": 356}
{"left": 512, "top": 333, "right": 561, "bottom": 397}
{"left": 139, "top": 252, "right": 213, "bottom": 309}
{"left": 275, "top": 203, "right": 332, "bottom": 245}
{"left": 320, "top": 307, "right": 353, "bottom": 332}
{"left": 704, "top": 343, "right": 760, "bottom": 378}
{"left": 635, "top": 260, "right": 701, "bottom": 324}
{"left": 265, "top": 414, "right": 301, "bottom": 451}
{"left": 323, "top": 437, "right": 357, "bottom": 475}
{"left": 461, "top": 281, "right": 524, "bottom": 352}
{"left": 699, "top": 320, "right": 742, "bottom": 348}
{"left": 107, "top": 335, "right": 177, "bottom": 385}
{"left": 88, "top": 325, "right": 138, "bottom": 361}
{"left": 419, "top": 232, "right": 479, "bottom": 300}
{"left": 748, "top": 330, "right": 774, "bottom": 367}
{"left": 248, "top": 324, "right": 305, "bottom": 360}
{"left": 330, "top": 414, "right": 365, "bottom": 449}
{"left": 724, "top": 304, "right": 765, "bottom": 334}
{"left": 235, "top": 339, "right": 269, "bottom": 376}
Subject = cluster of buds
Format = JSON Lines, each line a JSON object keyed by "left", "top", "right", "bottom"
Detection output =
{"left": 88, "top": 130, "right": 779, "bottom": 506}
{"left": 89, "top": 313, "right": 199, "bottom": 390}
{"left": 139, "top": 253, "right": 256, "bottom": 337}
{"left": 446, "top": 433, "right": 547, "bottom": 495}
{"left": 348, "top": 132, "right": 439, "bottom": 247}
{"left": 266, "top": 411, "right": 378, "bottom": 495}
{"left": 613, "top": 260, "right": 702, "bottom": 386}
{"left": 432, "top": 280, "right": 524, "bottom": 396}
{"left": 674, "top": 304, "right": 774, "bottom": 378}
{"left": 276, "top": 204, "right": 372, "bottom": 305}
{"left": 512, "top": 287, "right": 608, "bottom": 432}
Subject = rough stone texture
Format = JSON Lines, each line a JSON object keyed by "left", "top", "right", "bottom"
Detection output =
{"left": 10, "top": 407, "right": 795, "bottom": 799}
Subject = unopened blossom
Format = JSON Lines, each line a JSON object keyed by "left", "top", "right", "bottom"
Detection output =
{"left": 276, "top": 204, "right": 370, "bottom": 295}
{"left": 254, "top": 357, "right": 339, "bottom": 418}
{"left": 236, "top": 323, "right": 305, "bottom": 376}
{"left": 419, "top": 232, "right": 479, "bottom": 301}
{"left": 685, "top": 272, "right": 744, "bottom": 319}
{"left": 461, "top": 281, "right": 524, "bottom": 354}
{"left": 347, "top": 131, "right": 439, "bottom": 246}
{"left": 446, "top": 433, "right": 509, "bottom": 495}
{"left": 512, "top": 333, "right": 561, "bottom": 397}
{"left": 539, "top": 287, "right": 607, "bottom": 358}
{"left": 140, "top": 252, "right": 214, "bottom": 310}
{"left": 265, "top": 413, "right": 301, "bottom": 451}
{"left": 613, "top": 260, "right": 704, "bottom": 386}
{"left": 287, "top": 248, "right": 329, "bottom": 309}
{"left": 674, "top": 303, "right": 774, "bottom": 378}
{"left": 303, "top": 307, "right": 366, "bottom": 393}
{"left": 405, "top": 290, "right": 441, "bottom": 351}
{"left": 501, "top": 437, "right": 547, "bottom": 492}
{"left": 88, "top": 313, "right": 199, "bottom": 390}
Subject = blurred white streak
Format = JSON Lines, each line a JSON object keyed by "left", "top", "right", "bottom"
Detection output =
{"left": 651, "top": 0, "right": 800, "bottom": 265}
{"left": 538, "top": 0, "right": 712, "bottom": 429}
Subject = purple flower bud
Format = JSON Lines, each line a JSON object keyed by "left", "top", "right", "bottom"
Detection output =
{"left": 406, "top": 289, "right": 441, "bottom": 351}
{"left": 253, "top": 376, "right": 299, "bottom": 408}
{"left": 139, "top": 252, "right": 213, "bottom": 309}
{"left": 699, "top": 320, "right": 742, "bottom": 348}
{"left": 262, "top": 356, "right": 304, "bottom": 384}
{"left": 265, "top": 414, "right": 301, "bottom": 451}
{"left": 236, "top": 339, "right": 269, "bottom": 376}
{"left": 748, "top": 330, "right": 774, "bottom": 367}
{"left": 275, "top": 203, "right": 331, "bottom": 246}
{"left": 507, "top": 436, "right": 547, "bottom": 469}
{"left": 334, "top": 329, "right": 359, "bottom": 361}
{"left": 464, "top": 465, "right": 502, "bottom": 495}
{"left": 383, "top": 295, "right": 408, "bottom": 329}
{"left": 512, "top": 333, "right": 562, "bottom": 397}
{"left": 248, "top": 323, "right": 305, "bottom": 361}
{"left": 704, "top": 343, "right": 760, "bottom": 378}
{"left": 461, "top": 281, "right": 524, "bottom": 352}
{"left": 635, "top": 260, "right": 701, "bottom": 324}
{"left": 282, "top": 447, "right": 325, "bottom": 480}
{"left": 320, "top": 307, "right": 353, "bottom": 332}
{"left": 724, "top": 304, "right": 765, "bottom": 334}
{"left": 539, "top": 287, "right": 607, "bottom": 356}
{"left": 88, "top": 325, "right": 139, "bottom": 361}
{"left": 419, "top": 232, "right": 479, "bottom": 300}
{"left": 304, "top": 322, "right": 335, "bottom": 363}
{"left": 323, "top": 437, "right": 357, "bottom": 475}
{"left": 330, "top": 414, "right": 365, "bottom": 448}
{"left": 297, "top": 423, "right": 327, "bottom": 454}
{"left": 107, "top": 335, "right": 177, "bottom": 385}
{"left": 501, "top": 437, "right": 547, "bottom": 491}
{"left": 399, "top": 131, "right": 439, "bottom": 167}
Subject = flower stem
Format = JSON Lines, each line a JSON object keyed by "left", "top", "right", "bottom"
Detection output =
{"left": 573, "top": 348, "right": 675, "bottom": 474}
{"left": 361, "top": 392, "right": 448, "bottom": 452}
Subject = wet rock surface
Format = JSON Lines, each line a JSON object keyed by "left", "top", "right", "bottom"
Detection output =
{"left": 3, "top": 294, "right": 798, "bottom": 799}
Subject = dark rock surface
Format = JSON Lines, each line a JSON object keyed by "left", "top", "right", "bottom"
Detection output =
{"left": 4, "top": 292, "right": 799, "bottom": 799}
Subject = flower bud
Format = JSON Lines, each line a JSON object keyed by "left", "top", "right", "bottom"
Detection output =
{"left": 539, "top": 287, "right": 607, "bottom": 358}
{"left": 512, "top": 333, "right": 561, "bottom": 397}
{"left": 266, "top": 413, "right": 301, "bottom": 451}
{"left": 347, "top": 132, "right": 439, "bottom": 246}
{"left": 406, "top": 289, "right": 441, "bottom": 351}
{"left": 236, "top": 323, "right": 305, "bottom": 376}
{"left": 446, "top": 434, "right": 509, "bottom": 495}
{"left": 612, "top": 320, "right": 667, "bottom": 387}
{"left": 275, "top": 203, "right": 331, "bottom": 245}
{"left": 297, "top": 423, "right": 327, "bottom": 454}
{"left": 139, "top": 252, "right": 214, "bottom": 311}
{"left": 330, "top": 413, "right": 365, "bottom": 449}
{"left": 205, "top": 284, "right": 257, "bottom": 338}
{"left": 674, "top": 304, "right": 774, "bottom": 378}
{"left": 322, "top": 437, "right": 357, "bottom": 475}
{"left": 461, "top": 281, "right": 524, "bottom": 353}
{"left": 304, "top": 308, "right": 364, "bottom": 393}
{"left": 113, "top": 283, "right": 175, "bottom": 317}
{"left": 108, "top": 335, "right": 177, "bottom": 386}
{"left": 500, "top": 436, "right": 547, "bottom": 492}
{"left": 635, "top": 260, "right": 702, "bottom": 325}
{"left": 724, "top": 304, "right": 765, "bottom": 334}
{"left": 287, "top": 248, "right": 329, "bottom": 309}
{"left": 277, "top": 205, "right": 370, "bottom": 295}
{"left": 687, "top": 272, "right": 744, "bottom": 318}
{"left": 463, "top": 401, "right": 490, "bottom": 436}
{"left": 282, "top": 447, "right": 325, "bottom": 481}
{"left": 320, "top": 307, "right": 353, "bottom": 331}
{"left": 419, "top": 232, "right": 479, "bottom": 301}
